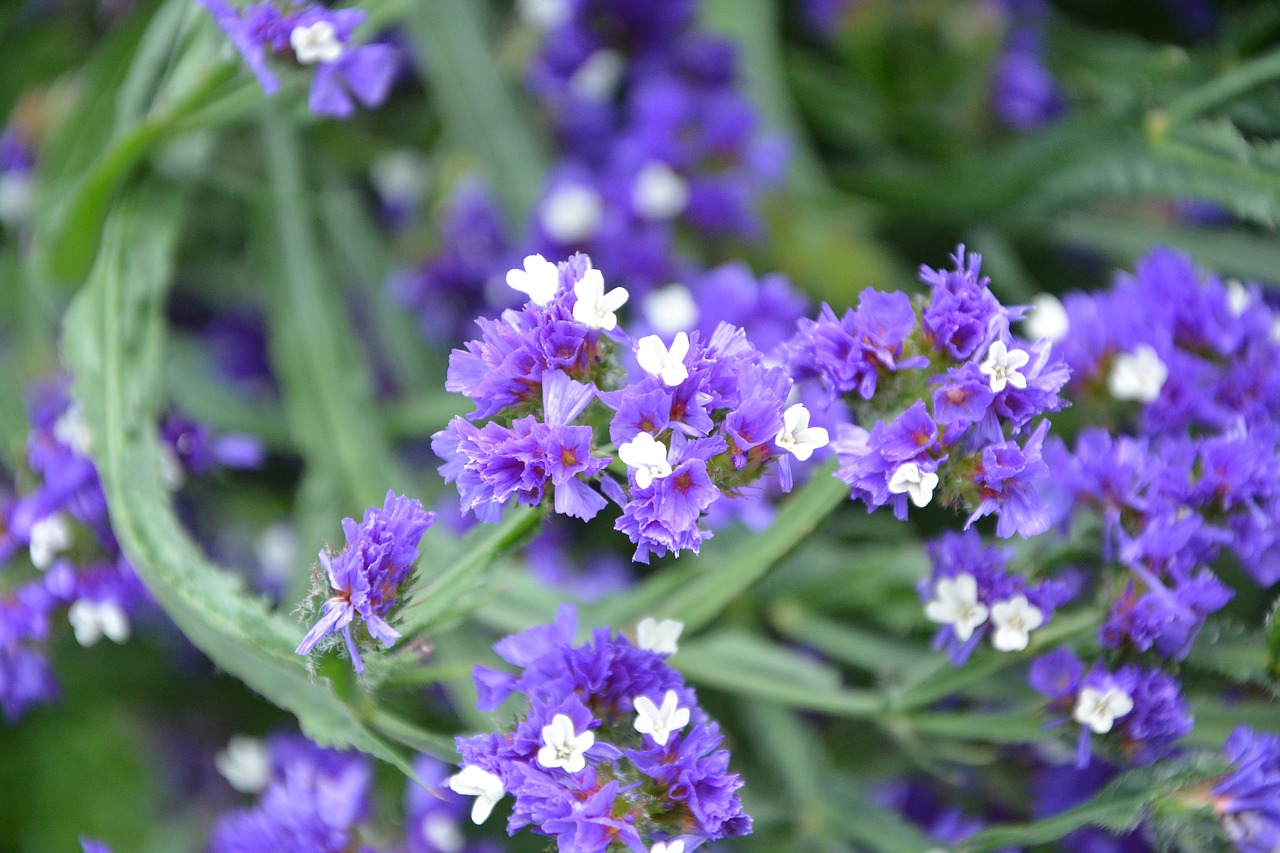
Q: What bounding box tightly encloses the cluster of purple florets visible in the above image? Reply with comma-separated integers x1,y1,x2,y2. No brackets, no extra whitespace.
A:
788,245,1070,537
198,0,400,118
989,0,1064,131
0,381,261,722
294,491,436,674
434,253,825,562
453,605,750,850
1213,726,1280,853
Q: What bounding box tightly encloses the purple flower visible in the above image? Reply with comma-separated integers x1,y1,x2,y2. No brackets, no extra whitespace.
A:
965,419,1052,538
919,245,1007,361
990,34,1064,131
1214,727,1280,853
295,491,436,673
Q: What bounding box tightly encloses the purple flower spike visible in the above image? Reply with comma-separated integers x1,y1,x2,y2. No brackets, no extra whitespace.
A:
295,491,436,673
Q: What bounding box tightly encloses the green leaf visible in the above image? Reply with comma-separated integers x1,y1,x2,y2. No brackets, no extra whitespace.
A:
673,629,884,717
1268,593,1280,681
61,184,416,776
769,601,935,674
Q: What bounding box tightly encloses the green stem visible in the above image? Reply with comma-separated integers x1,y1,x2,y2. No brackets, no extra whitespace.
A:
1157,47,1280,129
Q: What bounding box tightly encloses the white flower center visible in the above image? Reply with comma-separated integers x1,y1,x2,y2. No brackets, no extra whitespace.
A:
924,573,989,642
775,403,829,461
536,713,594,774
636,332,690,386
214,735,272,794
290,20,344,65
1073,686,1134,734
979,340,1031,393
633,690,691,746
540,184,603,243
572,268,629,331
989,595,1044,652
887,462,939,508
618,433,673,490
632,161,690,221
1107,344,1167,403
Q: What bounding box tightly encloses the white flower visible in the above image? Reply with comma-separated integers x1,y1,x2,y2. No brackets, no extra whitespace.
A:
923,573,989,642
1073,686,1134,734
68,599,131,647
536,713,594,774
0,171,33,227
636,616,683,656
1107,344,1167,403
214,735,271,794
572,268,629,331
569,49,624,101
1024,293,1069,342
506,254,560,306
517,0,572,29
988,595,1044,652
652,841,686,853
159,443,185,490
540,183,604,243
369,150,430,207
979,340,1030,393
633,690,690,746
448,765,506,824
28,513,72,570
420,814,464,853
254,522,300,587
54,403,92,455
618,433,672,489
887,462,939,508
636,332,690,386
642,284,699,336
632,161,689,221
775,403,829,461
290,20,343,65
1225,280,1251,317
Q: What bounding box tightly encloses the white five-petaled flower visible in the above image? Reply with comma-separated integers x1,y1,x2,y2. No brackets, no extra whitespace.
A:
636,332,690,386
506,254,560,306
633,690,690,746
651,841,686,853
632,161,690,221
28,513,72,570
775,403,830,461
540,183,604,243
643,284,699,336
617,433,672,489
537,713,595,774
1073,685,1134,734
1024,293,1069,342
448,765,506,824
290,20,344,65
68,598,131,647
572,268,629,331
887,461,939,508
636,616,683,656
924,573,989,642
988,595,1044,652
979,340,1030,393
214,735,272,794
1107,344,1168,403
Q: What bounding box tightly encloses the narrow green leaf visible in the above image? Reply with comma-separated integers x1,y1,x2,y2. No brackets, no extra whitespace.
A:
1158,46,1280,127
905,709,1052,744
61,185,415,776
769,601,935,674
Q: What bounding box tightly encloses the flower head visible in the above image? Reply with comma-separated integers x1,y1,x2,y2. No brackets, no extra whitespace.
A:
637,333,691,386
572,268,629,330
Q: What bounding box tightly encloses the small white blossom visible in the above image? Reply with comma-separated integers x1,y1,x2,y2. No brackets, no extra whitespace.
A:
68,599,131,647
1107,344,1167,403
636,332,690,386
290,20,344,65
618,433,672,489
448,765,506,824
633,690,690,747
28,513,72,570
517,0,572,29
775,403,829,461
632,161,690,221
159,443,185,490
643,284,699,336
420,814,464,853
569,49,624,101
214,735,272,794
0,172,33,227
979,340,1030,393
572,268,629,331
636,616,683,656
652,840,686,853
506,254,560,306
369,150,430,208
924,573,989,642
1073,685,1134,734
1226,280,1251,317
1024,293,1069,342
988,595,1044,652
54,403,92,455
887,462,939,508
536,713,594,774
540,183,604,243
254,522,300,589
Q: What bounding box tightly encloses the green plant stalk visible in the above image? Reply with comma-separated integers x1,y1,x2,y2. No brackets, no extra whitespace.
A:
1158,47,1280,129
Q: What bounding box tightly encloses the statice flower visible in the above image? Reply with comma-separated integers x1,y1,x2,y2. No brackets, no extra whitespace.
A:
450,605,750,849
198,0,399,118
1213,726,1280,853
793,246,1068,537
990,25,1064,131
0,125,35,229
295,491,436,674
1030,649,1191,768
920,531,1070,664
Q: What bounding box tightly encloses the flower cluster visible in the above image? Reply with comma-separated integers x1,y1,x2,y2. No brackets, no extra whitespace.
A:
294,491,436,674
788,245,1069,537
434,253,828,562
1213,726,1280,853
449,605,750,849
1030,647,1192,768
198,0,400,118
919,530,1070,664
989,0,1064,131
